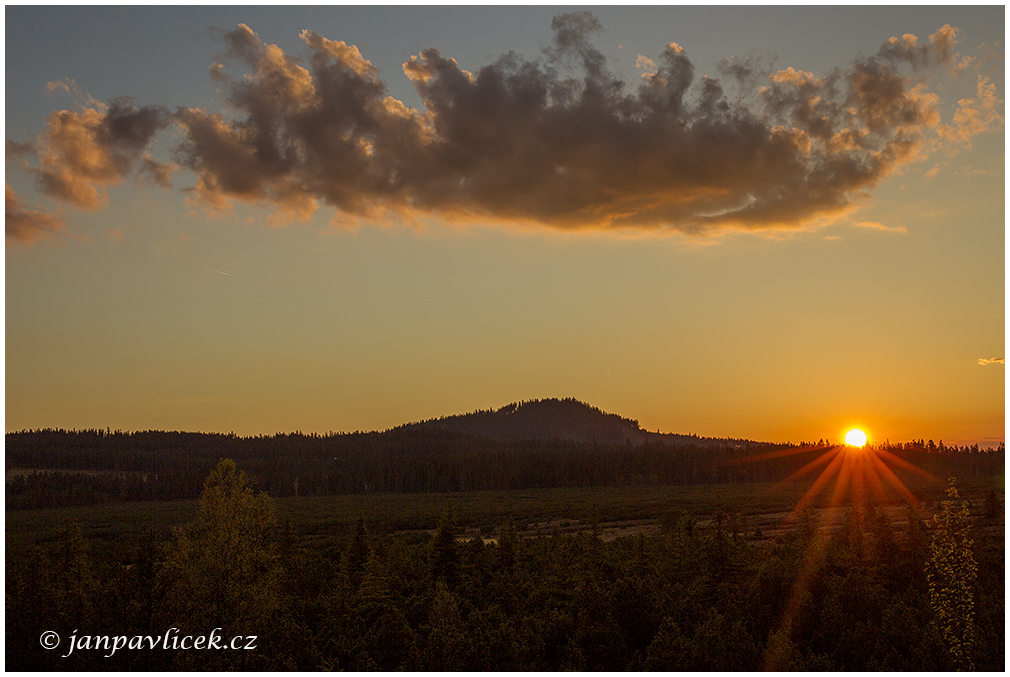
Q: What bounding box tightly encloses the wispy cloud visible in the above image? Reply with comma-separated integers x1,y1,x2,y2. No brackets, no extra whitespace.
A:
938,76,1005,146
5,183,69,245
977,357,1005,366
855,220,908,234
7,14,1004,245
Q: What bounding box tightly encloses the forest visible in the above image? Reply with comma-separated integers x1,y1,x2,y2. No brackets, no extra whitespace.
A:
5,400,1004,670
5,423,1003,510
5,458,1003,670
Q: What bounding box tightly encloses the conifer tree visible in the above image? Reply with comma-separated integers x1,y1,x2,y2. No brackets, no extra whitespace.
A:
431,502,459,586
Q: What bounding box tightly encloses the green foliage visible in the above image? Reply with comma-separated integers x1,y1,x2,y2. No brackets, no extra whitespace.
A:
422,580,467,670
5,462,1005,671
983,489,1000,520
641,617,691,670
52,522,99,630
5,524,100,670
926,477,978,671
344,516,370,589
431,502,459,586
159,459,289,669
496,516,518,571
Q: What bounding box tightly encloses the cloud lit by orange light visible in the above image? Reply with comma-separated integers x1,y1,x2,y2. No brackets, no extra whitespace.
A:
7,14,1003,246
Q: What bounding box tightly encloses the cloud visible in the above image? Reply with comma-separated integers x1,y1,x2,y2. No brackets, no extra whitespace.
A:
635,55,658,79
171,16,978,234
20,82,172,210
854,220,907,234
973,41,1003,74
5,183,69,245
938,76,1005,145
977,357,1005,366
6,140,35,159
8,14,1004,240
876,24,963,69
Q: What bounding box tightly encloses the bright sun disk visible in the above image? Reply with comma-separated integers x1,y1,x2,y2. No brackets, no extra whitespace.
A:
844,428,868,447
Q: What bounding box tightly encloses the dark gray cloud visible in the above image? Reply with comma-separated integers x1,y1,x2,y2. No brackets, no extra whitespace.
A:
8,14,1004,242
171,15,995,232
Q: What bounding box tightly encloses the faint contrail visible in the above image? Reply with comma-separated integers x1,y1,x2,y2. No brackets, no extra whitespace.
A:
212,269,233,277
977,357,1004,365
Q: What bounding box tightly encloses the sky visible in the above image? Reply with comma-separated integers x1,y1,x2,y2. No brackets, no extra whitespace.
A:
5,5,1005,447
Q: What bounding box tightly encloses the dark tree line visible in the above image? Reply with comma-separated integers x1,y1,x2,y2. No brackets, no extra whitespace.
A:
7,427,1004,509
6,461,1003,670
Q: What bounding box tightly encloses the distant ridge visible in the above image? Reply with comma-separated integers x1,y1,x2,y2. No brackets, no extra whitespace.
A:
398,397,703,446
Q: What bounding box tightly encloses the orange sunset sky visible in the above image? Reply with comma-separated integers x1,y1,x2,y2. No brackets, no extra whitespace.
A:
5,6,1005,446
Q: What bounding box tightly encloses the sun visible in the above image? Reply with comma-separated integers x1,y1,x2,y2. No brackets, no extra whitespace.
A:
844,428,868,447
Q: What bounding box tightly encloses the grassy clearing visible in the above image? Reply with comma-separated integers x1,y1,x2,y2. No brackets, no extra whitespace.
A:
8,474,1000,561
7,483,808,557
6,499,198,560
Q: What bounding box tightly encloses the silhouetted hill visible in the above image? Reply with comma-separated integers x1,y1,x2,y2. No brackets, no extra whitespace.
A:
7,402,1004,508
398,397,700,446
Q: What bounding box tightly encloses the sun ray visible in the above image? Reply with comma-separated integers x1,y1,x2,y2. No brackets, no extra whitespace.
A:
867,451,922,508
875,447,944,485
763,505,833,670
862,450,890,505
828,448,855,509
774,444,843,489
724,442,830,466
788,446,846,519
760,429,944,670
850,449,867,510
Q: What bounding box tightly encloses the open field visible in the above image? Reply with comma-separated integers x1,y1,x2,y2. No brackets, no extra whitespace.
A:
8,476,1000,560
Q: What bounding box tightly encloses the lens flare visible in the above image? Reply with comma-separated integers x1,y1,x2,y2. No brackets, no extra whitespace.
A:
729,427,940,671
